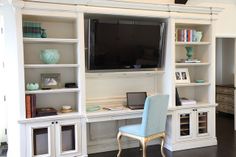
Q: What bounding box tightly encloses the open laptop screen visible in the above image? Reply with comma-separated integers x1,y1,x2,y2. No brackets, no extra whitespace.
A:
126,92,147,109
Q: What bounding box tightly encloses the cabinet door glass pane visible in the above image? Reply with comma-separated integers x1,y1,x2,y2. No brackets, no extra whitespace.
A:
180,114,190,136
198,112,208,134
61,125,75,152
33,128,48,155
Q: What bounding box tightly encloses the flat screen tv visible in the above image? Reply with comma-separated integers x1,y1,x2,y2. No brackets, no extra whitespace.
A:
87,18,166,71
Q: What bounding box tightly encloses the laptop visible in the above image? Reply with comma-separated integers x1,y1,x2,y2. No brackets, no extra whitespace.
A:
126,92,147,110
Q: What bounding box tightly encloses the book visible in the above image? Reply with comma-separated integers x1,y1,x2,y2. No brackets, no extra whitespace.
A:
31,94,36,118
177,59,201,63
25,94,32,118
180,98,197,106
25,94,37,118
36,108,57,117
176,88,182,106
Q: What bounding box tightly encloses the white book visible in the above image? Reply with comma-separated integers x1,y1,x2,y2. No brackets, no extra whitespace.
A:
180,98,197,106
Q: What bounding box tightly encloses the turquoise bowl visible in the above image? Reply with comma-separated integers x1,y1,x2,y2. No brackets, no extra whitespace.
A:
40,49,60,64
26,83,39,91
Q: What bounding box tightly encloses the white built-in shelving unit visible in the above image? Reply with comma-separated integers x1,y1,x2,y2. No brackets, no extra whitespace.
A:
19,13,87,157
173,21,217,150
8,0,222,157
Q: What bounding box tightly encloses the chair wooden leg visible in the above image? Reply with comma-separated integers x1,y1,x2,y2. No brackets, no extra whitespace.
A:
160,137,166,157
140,139,147,157
139,141,142,151
117,132,122,157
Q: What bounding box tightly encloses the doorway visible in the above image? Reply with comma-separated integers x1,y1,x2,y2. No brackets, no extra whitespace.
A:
215,37,235,130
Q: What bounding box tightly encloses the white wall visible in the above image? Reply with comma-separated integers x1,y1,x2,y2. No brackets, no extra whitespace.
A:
0,14,7,144
216,38,223,84
1,0,22,156
187,0,236,37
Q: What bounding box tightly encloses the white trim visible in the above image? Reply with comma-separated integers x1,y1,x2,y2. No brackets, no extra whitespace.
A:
24,64,79,68
25,88,80,94
216,34,236,38
166,137,217,151
19,112,85,124
22,0,223,15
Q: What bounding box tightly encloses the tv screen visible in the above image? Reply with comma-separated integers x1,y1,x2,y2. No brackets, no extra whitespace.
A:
87,19,166,71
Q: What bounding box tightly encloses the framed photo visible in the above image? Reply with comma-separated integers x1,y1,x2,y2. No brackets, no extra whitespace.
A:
175,68,190,84
41,73,61,89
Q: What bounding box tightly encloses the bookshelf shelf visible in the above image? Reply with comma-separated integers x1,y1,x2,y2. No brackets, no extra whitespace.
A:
176,82,210,87
175,42,211,45
175,63,210,67
24,64,79,68
25,88,79,94
23,37,78,43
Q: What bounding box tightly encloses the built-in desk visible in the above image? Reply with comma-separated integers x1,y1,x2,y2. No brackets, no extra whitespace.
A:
86,105,174,154
86,105,173,123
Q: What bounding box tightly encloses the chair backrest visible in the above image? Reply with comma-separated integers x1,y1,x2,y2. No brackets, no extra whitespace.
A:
141,94,169,137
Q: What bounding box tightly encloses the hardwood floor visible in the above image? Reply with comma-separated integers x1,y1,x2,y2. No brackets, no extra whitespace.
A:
88,114,236,157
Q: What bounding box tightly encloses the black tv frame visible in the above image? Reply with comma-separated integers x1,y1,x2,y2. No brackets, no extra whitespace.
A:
87,18,167,72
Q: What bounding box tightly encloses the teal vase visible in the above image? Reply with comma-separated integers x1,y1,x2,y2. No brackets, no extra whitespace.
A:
185,46,193,60
41,29,47,38
40,49,60,64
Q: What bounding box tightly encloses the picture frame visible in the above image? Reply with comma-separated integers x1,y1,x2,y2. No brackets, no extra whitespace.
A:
41,73,61,89
175,68,190,84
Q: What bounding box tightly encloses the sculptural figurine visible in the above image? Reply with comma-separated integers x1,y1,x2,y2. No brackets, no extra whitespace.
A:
185,46,193,60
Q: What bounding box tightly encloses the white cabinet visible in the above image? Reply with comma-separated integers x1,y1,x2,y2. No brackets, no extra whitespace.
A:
176,107,213,141
26,119,82,157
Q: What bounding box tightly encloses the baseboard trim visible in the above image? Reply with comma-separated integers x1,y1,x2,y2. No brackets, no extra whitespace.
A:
166,138,217,151
88,139,159,154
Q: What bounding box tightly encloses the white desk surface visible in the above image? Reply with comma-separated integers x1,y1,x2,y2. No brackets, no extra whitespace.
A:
86,105,173,123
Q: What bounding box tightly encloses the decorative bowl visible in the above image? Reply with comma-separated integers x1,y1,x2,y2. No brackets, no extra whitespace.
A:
26,83,39,91
40,49,60,64
195,79,205,83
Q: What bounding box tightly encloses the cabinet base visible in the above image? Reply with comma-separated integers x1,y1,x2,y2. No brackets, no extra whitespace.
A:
165,137,217,151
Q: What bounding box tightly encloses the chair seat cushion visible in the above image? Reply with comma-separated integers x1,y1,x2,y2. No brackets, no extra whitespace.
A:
119,124,145,137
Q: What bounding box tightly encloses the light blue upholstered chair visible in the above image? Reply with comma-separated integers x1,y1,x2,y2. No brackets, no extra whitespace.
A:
117,94,169,157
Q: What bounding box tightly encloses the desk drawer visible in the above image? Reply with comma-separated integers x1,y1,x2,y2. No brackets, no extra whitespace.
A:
216,86,234,95
217,102,234,114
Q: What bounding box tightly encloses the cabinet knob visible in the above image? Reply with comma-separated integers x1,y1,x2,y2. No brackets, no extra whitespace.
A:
193,109,198,111
52,122,54,124
55,121,58,124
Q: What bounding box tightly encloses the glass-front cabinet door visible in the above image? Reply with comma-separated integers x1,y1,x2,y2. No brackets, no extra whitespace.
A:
176,109,194,141
196,108,211,137
55,119,81,157
26,122,54,157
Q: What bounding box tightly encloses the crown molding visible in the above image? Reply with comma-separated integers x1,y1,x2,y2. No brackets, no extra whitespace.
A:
18,0,223,16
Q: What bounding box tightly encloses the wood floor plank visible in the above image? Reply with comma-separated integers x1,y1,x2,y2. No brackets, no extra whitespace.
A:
89,114,236,157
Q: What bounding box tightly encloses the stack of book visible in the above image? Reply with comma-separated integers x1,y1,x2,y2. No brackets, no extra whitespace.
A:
180,97,197,106
177,59,201,63
23,21,42,38
176,28,197,42
25,94,36,118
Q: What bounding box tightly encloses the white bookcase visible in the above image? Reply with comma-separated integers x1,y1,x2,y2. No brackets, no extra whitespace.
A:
18,11,87,157
22,15,80,115
170,20,217,150
175,22,213,106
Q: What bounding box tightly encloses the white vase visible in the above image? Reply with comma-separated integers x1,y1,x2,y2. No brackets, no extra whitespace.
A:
195,31,203,42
